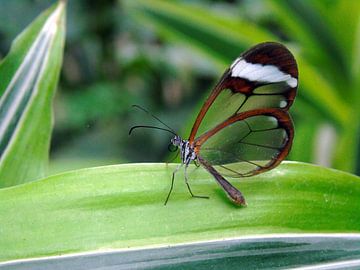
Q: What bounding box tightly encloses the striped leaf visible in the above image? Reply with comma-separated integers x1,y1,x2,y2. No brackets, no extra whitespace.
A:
0,162,359,263
0,1,66,187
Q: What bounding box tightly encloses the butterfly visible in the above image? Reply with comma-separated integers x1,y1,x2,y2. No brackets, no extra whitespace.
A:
130,42,298,206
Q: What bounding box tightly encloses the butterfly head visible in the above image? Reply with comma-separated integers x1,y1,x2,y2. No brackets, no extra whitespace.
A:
170,135,182,147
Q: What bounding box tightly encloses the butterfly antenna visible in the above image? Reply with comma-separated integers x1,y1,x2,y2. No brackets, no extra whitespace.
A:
129,125,177,136
132,105,177,134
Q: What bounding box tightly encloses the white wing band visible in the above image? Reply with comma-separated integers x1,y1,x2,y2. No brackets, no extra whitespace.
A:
230,58,298,88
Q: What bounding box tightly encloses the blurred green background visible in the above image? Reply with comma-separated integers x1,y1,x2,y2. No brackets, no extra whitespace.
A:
1,0,359,175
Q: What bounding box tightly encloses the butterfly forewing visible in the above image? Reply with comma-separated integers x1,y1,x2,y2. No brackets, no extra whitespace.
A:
189,42,298,142
191,42,297,181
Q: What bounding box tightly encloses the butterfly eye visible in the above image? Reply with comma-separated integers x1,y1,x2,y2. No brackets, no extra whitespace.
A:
168,143,178,152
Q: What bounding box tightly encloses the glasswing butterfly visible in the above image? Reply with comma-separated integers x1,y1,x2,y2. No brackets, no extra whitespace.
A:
130,42,298,206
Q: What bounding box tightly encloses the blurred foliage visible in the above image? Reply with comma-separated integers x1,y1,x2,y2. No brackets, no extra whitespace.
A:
0,1,65,186
1,0,359,175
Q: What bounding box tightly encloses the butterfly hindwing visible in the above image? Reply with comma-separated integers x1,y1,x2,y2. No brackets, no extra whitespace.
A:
194,109,293,178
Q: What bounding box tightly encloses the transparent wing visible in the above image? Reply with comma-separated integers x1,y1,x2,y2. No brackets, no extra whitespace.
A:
194,109,293,177
189,42,298,142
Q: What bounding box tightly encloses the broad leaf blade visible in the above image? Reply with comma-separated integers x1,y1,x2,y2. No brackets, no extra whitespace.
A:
0,1,66,187
0,162,359,262
1,236,360,269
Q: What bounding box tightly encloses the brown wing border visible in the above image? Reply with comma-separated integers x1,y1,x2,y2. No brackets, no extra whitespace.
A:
188,71,229,142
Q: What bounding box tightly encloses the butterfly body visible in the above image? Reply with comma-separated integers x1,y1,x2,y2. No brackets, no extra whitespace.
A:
131,42,298,206
171,136,196,166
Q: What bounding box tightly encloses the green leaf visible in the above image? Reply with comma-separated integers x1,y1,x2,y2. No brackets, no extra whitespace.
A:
289,119,318,163
296,56,350,126
333,122,360,173
125,0,276,70
0,162,359,262
0,1,66,187
312,0,360,74
2,236,360,269
268,0,348,79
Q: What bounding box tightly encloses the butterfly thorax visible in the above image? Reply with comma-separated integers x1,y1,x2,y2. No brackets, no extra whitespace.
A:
171,135,197,166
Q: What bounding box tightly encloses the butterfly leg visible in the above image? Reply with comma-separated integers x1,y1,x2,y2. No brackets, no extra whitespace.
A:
164,163,182,205
193,159,200,168
184,165,209,200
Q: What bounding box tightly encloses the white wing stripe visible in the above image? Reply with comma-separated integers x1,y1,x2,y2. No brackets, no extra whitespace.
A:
230,58,298,88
